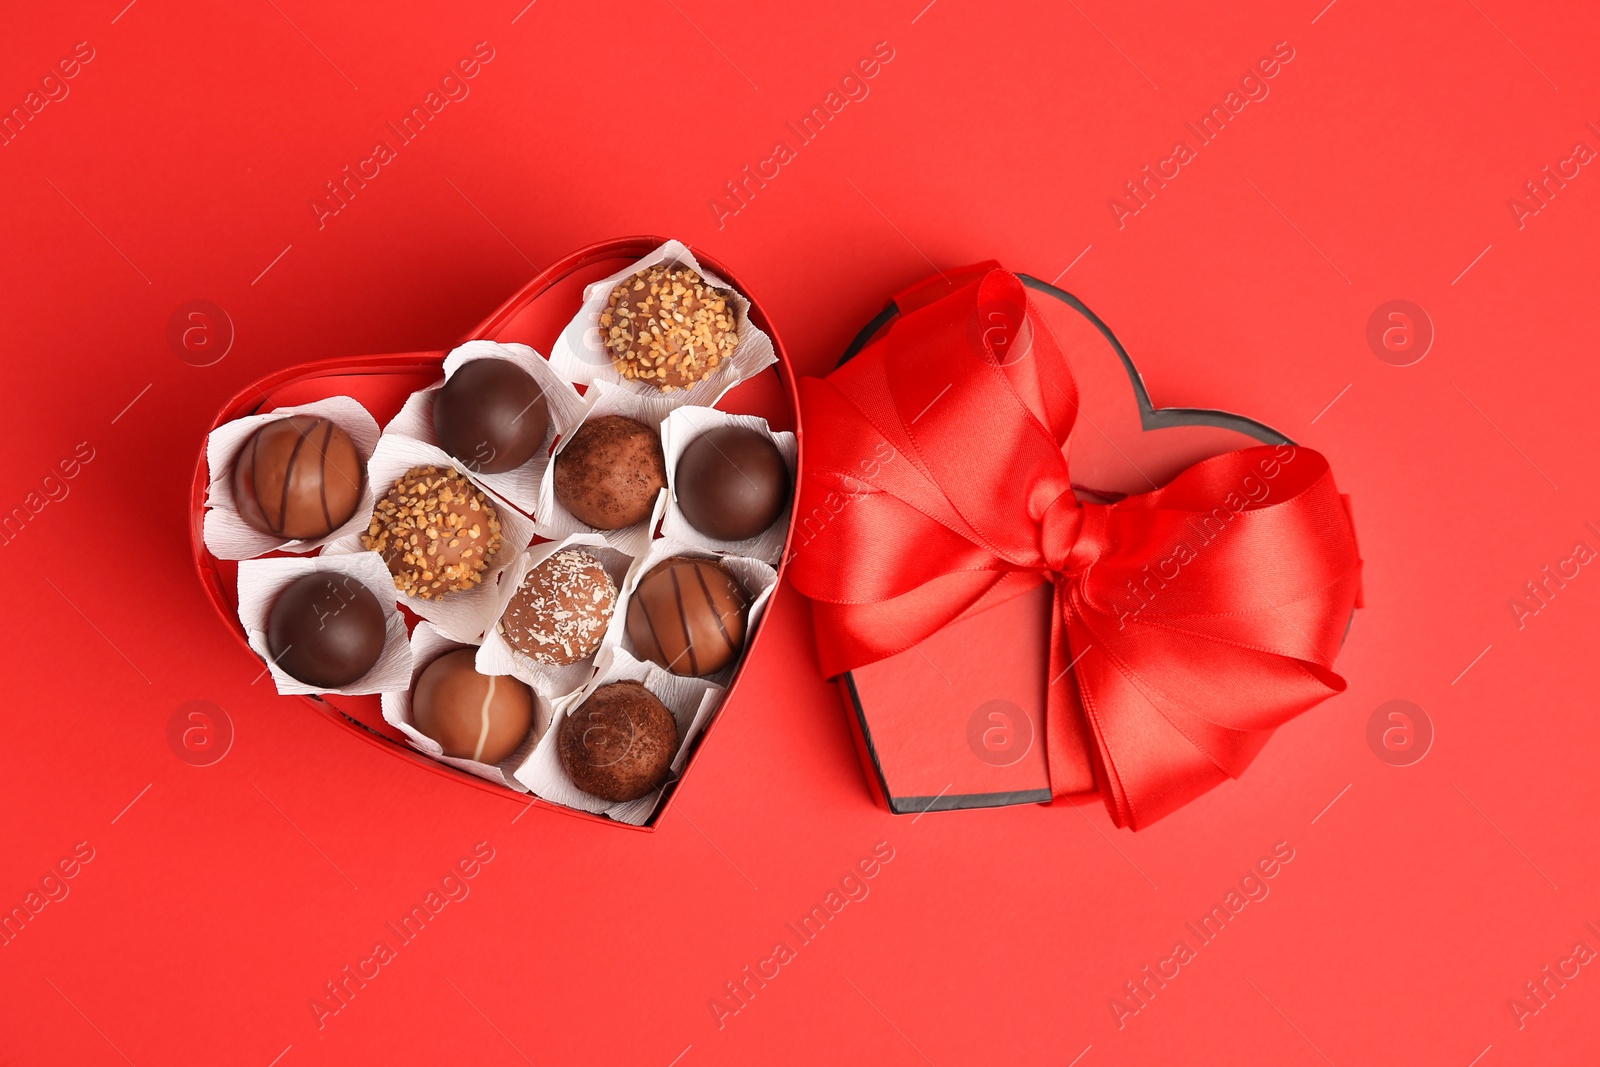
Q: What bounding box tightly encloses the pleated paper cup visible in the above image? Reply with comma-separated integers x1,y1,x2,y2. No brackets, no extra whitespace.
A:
381,621,549,791
381,340,586,515
323,435,539,642
613,537,778,688
513,647,724,825
202,395,380,560
660,406,795,566
547,238,776,408
235,552,413,696
475,533,634,699
534,380,671,558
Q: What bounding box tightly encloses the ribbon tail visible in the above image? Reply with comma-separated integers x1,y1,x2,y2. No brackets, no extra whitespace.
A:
1045,580,1098,797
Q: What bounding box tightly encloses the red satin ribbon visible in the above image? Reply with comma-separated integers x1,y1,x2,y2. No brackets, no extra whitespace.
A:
789,268,1363,829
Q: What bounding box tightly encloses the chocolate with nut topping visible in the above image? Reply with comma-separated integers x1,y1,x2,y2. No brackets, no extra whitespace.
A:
362,466,504,599
600,265,739,391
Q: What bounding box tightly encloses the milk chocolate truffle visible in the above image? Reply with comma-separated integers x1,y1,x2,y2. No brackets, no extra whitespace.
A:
432,359,549,475
558,681,678,802
499,549,618,665
600,265,739,391
266,573,387,689
412,649,535,764
361,466,504,599
626,557,748,676
231,415,363,540
553,416,666,529
675,426,790,541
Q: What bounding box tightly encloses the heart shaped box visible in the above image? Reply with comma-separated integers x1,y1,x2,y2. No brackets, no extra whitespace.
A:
832,264,1304,815
189,237,800,830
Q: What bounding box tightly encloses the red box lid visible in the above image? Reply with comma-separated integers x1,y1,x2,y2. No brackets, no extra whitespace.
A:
836,267,1290,815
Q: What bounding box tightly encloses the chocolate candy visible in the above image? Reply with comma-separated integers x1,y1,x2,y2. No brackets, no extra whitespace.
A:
625,557,748,676
498,548,617,665
232,415,363,540
432,359,549,475
675,426,790,541
558,681,678,801
412,648,535,764
266,573,387,689
600,266,738,391
361,466,504,599
553,415,666,530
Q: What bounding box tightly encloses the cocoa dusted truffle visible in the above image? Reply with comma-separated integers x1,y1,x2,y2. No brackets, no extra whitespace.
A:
362,466,504,599
232,415,363,540
675,426,790,541
267,573,387,689
553,415,666,529
412,649,535,764
625,557,748,676
600,265,739,391
498,548,618,666
432,359,549,475
558,681,678,802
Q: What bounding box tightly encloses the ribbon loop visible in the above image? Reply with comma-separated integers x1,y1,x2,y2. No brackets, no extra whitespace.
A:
789,267,1363,829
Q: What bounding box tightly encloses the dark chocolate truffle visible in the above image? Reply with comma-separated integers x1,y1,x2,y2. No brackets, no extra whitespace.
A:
361,466,504,600
232,415,363,540
600,265,739,391
432,359,550,475
412,648,535,764
625,557,748,676
498,548,617,665
558,681,678,802
266,572,387,689
675,426,790,541
553,415,666,529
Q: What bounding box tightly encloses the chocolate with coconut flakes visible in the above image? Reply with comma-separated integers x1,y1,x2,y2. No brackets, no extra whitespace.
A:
498,548,617,666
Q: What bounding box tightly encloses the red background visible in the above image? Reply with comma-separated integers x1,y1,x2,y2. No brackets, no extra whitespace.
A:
3,1,1598,1063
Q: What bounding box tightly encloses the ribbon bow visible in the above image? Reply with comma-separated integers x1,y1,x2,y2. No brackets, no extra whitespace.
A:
789,268,1363,829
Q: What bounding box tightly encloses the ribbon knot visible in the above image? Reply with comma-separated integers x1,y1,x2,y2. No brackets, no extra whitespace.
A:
1038,491,1093,576
789,268,1363,829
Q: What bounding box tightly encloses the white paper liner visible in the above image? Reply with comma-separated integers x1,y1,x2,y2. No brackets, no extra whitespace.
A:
381,340,587,515
323,435,540,642
659,407,796,566
381,621,548,791
475,533,634,699
513,647,725,825
235,552,414,696
202,396,382,560
613,537,779,688
534,380,672,556
547,238,777,410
